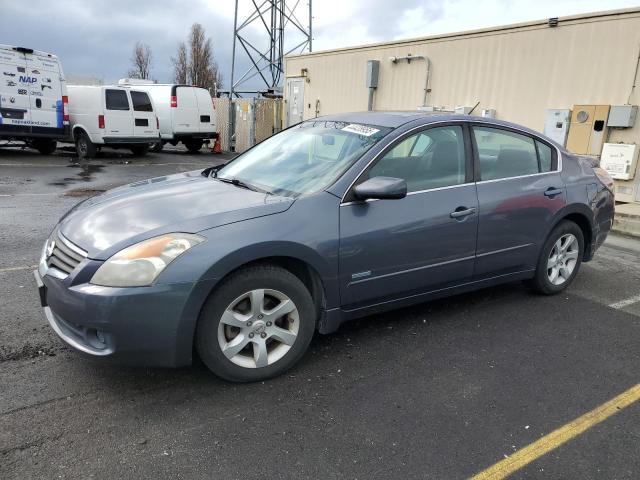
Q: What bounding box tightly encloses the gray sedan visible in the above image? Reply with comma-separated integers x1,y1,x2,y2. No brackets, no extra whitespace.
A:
34,112,615,382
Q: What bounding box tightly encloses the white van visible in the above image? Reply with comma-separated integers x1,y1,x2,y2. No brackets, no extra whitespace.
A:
67,85,159,159
0,44,69,154
119,79,217,153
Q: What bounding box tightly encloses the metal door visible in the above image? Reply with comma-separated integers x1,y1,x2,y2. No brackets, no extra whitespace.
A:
0,49,31,133
286,78,304,127
103,88,133,139
129,90,156,138
173,86,198,134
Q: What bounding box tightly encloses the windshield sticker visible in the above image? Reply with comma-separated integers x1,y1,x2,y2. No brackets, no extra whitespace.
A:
341,124,380,137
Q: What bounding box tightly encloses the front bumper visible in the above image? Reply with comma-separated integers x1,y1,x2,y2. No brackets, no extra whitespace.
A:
34,260,208,367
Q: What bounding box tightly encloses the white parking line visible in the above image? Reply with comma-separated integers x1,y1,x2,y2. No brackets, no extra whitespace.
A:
609,294,640,310
0,193,60,197
0,265,37,273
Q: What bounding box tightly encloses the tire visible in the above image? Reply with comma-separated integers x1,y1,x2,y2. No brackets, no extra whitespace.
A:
33,139,57,155
130,144,149,157
196,264,316,382
184,139,203,153
529,220,584,295
149,141,163,153
75,131,96,159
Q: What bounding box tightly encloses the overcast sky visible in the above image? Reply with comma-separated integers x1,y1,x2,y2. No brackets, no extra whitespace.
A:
2,0,638,90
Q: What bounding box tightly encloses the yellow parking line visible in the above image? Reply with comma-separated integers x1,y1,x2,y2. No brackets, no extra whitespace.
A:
471,383,640,480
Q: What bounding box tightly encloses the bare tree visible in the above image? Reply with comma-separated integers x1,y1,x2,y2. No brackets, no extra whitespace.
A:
171,42,188,84
128,41,152,79
172,24,222,93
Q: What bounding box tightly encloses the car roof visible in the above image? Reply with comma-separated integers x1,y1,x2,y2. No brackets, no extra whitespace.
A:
311,111,563,149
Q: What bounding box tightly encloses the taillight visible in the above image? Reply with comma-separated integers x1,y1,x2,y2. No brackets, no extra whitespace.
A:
98,114,105,129
156,116,159,129
170,95,177,108
593,167,614,194
62,95,69,123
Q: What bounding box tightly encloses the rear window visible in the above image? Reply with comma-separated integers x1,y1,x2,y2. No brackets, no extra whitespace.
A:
131,91,153,112
105,89,129,111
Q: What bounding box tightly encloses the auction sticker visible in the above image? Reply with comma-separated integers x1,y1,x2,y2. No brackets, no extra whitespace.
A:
341,124,380,136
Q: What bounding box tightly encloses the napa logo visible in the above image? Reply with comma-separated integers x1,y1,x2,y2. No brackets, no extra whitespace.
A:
19,75,37,84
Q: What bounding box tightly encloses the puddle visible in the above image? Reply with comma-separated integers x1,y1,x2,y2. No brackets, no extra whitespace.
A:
48,163,105,186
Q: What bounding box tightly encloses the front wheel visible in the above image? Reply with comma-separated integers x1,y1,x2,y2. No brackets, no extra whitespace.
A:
196,265,316,382
75,131,96,159
529,220,584,295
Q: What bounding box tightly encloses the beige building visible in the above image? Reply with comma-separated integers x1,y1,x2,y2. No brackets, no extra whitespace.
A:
284,7,640,202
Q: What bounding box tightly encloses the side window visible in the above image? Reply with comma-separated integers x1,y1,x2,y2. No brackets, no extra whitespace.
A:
536,140,553,172
105,89,130,111
368,126,466,192
131,91,153,112
473,127,538,180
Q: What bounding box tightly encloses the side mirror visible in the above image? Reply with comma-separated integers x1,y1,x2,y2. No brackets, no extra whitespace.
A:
353,176,407,200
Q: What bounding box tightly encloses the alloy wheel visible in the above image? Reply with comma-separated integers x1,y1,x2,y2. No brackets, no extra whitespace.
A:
217,289,299,368
547,233,579,285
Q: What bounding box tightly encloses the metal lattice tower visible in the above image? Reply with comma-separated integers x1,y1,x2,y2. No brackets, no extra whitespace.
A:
230,0,312,97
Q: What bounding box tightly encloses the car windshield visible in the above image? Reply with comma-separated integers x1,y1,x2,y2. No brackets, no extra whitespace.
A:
216,120,391,196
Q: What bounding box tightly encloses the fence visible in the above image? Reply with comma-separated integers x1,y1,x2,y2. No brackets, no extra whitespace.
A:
213,97,284,153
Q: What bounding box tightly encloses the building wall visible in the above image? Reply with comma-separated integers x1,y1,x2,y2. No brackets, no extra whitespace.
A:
284,8,640,146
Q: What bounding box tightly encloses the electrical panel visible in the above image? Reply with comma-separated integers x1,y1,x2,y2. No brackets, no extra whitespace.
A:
600,143,639,180
607,105,637,128
566,105,610,156
543,109,571,146
366,60,380,88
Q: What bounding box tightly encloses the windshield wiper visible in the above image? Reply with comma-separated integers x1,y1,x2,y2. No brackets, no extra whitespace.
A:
201,162,229,178
216,176,272,195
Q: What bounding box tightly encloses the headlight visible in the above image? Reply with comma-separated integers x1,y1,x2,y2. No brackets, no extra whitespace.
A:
90,233,204,287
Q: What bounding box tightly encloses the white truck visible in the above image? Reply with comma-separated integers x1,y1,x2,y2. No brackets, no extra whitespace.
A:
0,44,69,154
67,85,159,159
118,79,217,153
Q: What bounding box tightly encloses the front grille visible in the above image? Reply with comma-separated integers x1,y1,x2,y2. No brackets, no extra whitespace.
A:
46,230,88,276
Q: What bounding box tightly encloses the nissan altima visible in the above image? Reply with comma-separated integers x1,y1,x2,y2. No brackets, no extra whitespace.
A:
34,112,615,382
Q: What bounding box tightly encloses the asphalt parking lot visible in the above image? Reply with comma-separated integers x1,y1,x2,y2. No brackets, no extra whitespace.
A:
1,146,639,480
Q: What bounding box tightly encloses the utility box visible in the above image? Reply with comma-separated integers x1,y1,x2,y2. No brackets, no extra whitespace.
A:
544,109,571,146
366,60,380,88
600,143,639,180
607,105,638,128
566,105,610,156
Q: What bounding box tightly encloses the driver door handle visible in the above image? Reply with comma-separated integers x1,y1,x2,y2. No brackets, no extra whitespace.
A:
544,187,563,198
450,207,476,219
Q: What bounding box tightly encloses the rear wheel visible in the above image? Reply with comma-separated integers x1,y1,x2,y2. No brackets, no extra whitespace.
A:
184,139,203,153
33,139,57,155
75,131,96,159
529,220,584,295
196,265,316,382
130,144,149,157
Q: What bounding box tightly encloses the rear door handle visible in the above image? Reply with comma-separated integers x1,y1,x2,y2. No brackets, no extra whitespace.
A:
544,187,563,198
450,207,476,219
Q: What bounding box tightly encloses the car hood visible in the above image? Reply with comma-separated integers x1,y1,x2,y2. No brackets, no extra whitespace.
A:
58,170,293,259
